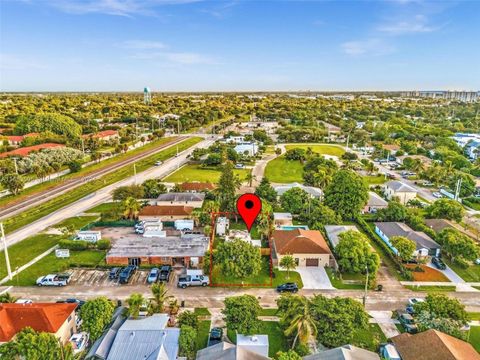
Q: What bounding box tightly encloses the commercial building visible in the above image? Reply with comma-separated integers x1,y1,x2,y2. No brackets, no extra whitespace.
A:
138,205,194,221
156,192,205,208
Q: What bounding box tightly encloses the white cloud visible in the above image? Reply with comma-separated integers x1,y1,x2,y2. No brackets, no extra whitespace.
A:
341,39,395,56
377,15,439,35
121,40,166,49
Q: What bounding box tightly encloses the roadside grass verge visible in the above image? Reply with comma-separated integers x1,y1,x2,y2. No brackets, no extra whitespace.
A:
85,202,117,214
469,326,480,352
194,308,211,316
53,216,99,230
264,156,303,183
326,268,365,290
4,250,106,286
195,320,211,351
469,312,480,321
163,164,249,183
259,308,278,316
2,137,202,234
404,285,456,292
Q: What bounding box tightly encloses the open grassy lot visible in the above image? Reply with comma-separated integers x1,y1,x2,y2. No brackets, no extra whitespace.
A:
211,257,303,288
4,250,106,286
469,326,480,353
53,216,99,230
364,175,387,185
405,264,450,282
163,164,249,183
2,137,202,234
443,258,480,282
351,323,387,351
227,321,288,357
0,234,63,280
196,320,212,351
285,143,345,157
264,156,304,183
325,268,365,290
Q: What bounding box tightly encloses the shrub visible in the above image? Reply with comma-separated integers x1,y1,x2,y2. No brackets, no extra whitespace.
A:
96,239,111,250
58,239,89,250
68,160,82,173
454,257,470,269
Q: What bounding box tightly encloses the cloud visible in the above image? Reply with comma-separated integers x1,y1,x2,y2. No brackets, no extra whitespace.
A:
341,39,396,56
121,40,166,49
377,14,439,34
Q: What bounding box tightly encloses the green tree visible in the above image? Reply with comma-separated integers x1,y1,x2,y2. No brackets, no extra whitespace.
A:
0,173,24,195
282,295,317,349
245,172,256,187
255,177,277,203
112,184,145,201
149,282,172,314
68,160,82,173
280,187,309,215
280,255,297,279
122,197,141,219
324,170,369,219
0,327,73,360
217,162,240,212
127,293,145,319
177,310,199,328
216,238,262,278
15,113,82,138
437,228,479,262
0,292,17,303
426,199,465,222
416,312,467,340
414,294,468,324
390,236,416,262
223,295,261,335
142,179,167,198
80,297,115,341
300,199,341,230
376,201,408,222
179,325,197,360
277,350,302,360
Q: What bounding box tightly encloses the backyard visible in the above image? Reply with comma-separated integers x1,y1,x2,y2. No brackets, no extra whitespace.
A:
163,164,249,183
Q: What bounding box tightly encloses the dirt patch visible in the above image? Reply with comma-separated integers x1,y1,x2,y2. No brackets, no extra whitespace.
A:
405,264,450,282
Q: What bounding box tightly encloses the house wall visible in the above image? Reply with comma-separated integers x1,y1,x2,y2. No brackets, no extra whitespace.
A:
55,310,77,344
139,214,190,221
278,253,330,267
384,187,416,205
374,226,400,256
156,200,203,208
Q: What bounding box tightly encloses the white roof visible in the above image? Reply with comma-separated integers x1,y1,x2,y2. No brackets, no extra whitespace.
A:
273,212,293,220
385,181,417,193
367,192,388,207
324,225,359,248
236,334,269,347
274,182,323,198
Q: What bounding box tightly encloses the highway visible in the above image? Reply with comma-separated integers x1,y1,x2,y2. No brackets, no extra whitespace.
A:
0,136,216,250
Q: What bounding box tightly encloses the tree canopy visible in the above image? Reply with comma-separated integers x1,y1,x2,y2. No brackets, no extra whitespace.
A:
79,296,115,341
222,295,261,335
215,238,262,278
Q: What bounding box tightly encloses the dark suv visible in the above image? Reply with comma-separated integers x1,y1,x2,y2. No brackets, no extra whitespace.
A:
119,266,135,284
276,283,298,293
109,267,121,280
432,257,446,270
158,265,172,282
208,327,223,347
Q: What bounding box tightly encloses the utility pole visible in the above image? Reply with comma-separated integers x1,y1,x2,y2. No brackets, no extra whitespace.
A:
177,118,180,136
13,158,18,174
363,265,369,306
1,223,12,281
133,163,137,184
455,178,463,201
81,138,85,155
346,133,350,151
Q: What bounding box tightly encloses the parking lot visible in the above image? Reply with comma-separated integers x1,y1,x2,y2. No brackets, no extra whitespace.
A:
68,268,178,287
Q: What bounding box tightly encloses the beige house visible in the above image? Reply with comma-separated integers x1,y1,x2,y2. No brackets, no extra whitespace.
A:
271,229,333,267
0,303,77,344
383,181,417,205
156,192,205,208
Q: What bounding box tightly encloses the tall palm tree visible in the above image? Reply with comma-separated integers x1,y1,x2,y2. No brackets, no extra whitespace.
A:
122,197,141,219
283,297,317,349
127,293,145,319
279,255,296,279
245,172,257,187
150,282,172,314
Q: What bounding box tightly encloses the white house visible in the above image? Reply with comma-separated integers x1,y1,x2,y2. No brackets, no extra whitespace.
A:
234,142,258,156
383,181,417,205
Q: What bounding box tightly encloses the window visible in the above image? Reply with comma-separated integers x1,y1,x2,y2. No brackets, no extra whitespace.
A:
68,315,72,322
295,258,299,266
70,328,74,336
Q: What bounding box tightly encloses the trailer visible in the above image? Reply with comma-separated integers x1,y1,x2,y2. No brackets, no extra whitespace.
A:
175,219,194,231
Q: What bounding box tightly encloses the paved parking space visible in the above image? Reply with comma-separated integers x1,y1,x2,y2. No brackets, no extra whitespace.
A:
69,269,162,287
296,267,334,290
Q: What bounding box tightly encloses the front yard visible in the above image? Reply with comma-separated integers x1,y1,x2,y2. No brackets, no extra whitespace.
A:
325,268,365,290
404,264,450,282
443,258,480,282
351,323,387,352
163,164,249,183
469,326,480,353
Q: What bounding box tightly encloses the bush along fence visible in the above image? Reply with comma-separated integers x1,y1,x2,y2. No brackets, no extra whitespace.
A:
355,216,413,281
80,219,136,231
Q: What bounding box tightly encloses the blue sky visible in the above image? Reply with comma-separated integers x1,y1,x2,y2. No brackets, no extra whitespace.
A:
1,0,479,91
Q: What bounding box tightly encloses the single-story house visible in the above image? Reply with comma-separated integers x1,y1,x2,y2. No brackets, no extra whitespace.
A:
196,335,270,360
105,314,180,360
106,233,209,267
156,192,205,208
83,130,119,141
383,181,417,205
0,143,65,158
375,222,441,258
324,225,360,248
0,303,77,344
274,183,323,199
138,205,194,221
1,132,39,146
179,182,216,193
304,345,380,360
389,329,480,360
273,212,293,228
271,229,334,267
383,144,400,155
234,142,259,156
363,191,388,213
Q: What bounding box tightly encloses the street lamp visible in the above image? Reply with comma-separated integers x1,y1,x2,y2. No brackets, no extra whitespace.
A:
363,265,369,306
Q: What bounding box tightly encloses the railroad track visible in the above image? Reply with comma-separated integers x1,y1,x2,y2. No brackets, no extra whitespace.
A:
0,136,188,219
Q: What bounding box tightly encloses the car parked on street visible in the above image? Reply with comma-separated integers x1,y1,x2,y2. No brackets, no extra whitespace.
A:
397,311,418,334
276,283,298,293
432,192,443,198
408,298,424,306
432,257,447,270
147,268,159,284
36,274,70,287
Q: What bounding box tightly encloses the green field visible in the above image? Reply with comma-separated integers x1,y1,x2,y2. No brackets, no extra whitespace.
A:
364,175,387,185
85,202,118,214
264,156,304,183
53,216,99,230
4,250,106,286
285,143,345,157
163,164,249,183
196,320,212,351
2,137,202,234
469,326,480,353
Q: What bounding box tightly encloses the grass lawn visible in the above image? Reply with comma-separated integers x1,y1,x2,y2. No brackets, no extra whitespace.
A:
404,285,456,292
85,202,118,214
469,326,480,353
228,321,288,357
196,320,211,351
2,137,202,234
0,234,63,280
326,268,365,290
395,323,406,334
4,250,106,286
469,313,480,321
443,258,480,282
264,156,304,183
211,257,303,288
351,323,387,351
364,175,387,185
285,143,345,157
53,216,99,230
194,308,211,316
163,164,249,183
259,308,279,316
405,264,450,282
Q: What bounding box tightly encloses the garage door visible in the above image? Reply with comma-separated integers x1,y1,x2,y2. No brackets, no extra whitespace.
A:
305,258,319,267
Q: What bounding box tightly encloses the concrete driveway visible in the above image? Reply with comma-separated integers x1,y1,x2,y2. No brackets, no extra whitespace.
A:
296,267,334,290
426,261,464,283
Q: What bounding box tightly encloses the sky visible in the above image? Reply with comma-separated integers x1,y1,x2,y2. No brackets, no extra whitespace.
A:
0,0,479,92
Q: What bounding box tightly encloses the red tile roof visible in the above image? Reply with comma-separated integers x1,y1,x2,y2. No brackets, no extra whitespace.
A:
0,303,77,342
180,182,217,192
3,135,24,142
82,130,119,139
0,143,65,158
139,205,194,217
271,229,332,255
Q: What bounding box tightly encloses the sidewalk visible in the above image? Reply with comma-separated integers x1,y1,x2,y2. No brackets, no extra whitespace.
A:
368,310,400,339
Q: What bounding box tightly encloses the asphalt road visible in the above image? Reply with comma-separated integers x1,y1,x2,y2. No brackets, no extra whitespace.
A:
0,136,216,250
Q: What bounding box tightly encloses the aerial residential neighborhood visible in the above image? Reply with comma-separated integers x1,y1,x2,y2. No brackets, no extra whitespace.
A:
0,1,479,360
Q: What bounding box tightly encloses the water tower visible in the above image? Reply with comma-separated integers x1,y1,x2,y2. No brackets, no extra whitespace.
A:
144,86,152,104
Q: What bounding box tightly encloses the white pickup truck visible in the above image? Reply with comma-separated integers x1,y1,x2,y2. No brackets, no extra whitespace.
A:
36,273,70,287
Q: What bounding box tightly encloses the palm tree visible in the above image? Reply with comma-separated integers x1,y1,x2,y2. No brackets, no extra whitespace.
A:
127,293,145,319
283,297,317,349
0,292,17,303
122,197,141,219
150,282,172,314
168,298,180,316
279,255,297,279
245,172,257,187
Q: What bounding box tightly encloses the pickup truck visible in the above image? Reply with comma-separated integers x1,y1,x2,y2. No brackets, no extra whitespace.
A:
36,274,70,287
177,274,209,288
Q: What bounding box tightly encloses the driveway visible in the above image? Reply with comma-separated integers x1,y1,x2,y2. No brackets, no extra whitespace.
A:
368,311,400,339
426,261,464,283
296,267,334,290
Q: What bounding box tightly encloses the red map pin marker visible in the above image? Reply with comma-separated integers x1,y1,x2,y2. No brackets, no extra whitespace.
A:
236,193,262,232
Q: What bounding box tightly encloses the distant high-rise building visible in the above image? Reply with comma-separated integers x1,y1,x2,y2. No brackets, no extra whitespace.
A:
402,90,479,102
144,86,152,104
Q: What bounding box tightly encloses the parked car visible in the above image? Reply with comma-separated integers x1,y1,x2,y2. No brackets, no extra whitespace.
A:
235,163,245,169
208,327,223,347
432,257,446,270
36,274,69,287
177,274,209,288
405,305,415,315
57,298,85,309
397,312,418,334
432,192,443,198
158,265,172,282
109,267,121,280
119,267,134,284
15,299,33,304
69,332,89,355
154,160,163,166
408,298,424,306
276,283,298,293
147,268,159,284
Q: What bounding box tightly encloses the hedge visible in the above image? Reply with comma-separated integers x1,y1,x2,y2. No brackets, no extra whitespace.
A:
81,219,136,230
